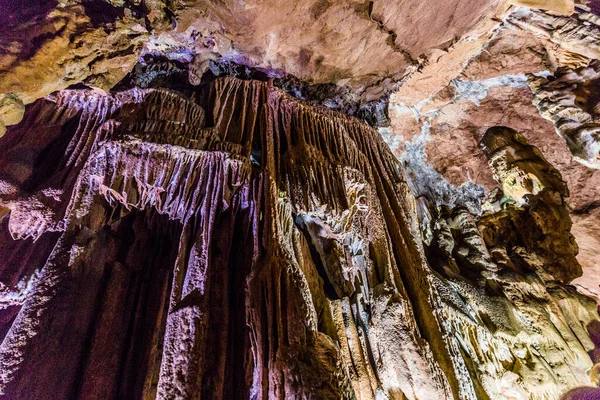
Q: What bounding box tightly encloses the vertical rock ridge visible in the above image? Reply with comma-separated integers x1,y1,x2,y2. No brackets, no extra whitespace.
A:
0,77,597,400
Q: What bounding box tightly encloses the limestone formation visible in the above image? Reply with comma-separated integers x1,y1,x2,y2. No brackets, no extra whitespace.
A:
1,1,600,400
386,3,600,318
0,0,509,129
0,75,597,399
479,126,579,282
508,0,574,15
507,6,600,63
0,78,446,399
529,63,600,169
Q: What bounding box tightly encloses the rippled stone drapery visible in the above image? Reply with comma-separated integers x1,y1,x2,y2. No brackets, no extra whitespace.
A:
0,77,598,400
529,63,600,169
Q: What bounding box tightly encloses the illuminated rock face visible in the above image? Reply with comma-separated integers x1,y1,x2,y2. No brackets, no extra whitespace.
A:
0,0,507,133
479,126,579,282
529,64,600,169
0,77,597,400
387,3,600,309
1,1,600,399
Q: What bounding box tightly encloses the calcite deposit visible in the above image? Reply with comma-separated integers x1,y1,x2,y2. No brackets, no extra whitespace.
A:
388,1,600,326
529,63,600,169
0,0,600,399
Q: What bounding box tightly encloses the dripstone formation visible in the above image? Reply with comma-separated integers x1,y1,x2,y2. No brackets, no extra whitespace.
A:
1,1,600,398
0,75,597,400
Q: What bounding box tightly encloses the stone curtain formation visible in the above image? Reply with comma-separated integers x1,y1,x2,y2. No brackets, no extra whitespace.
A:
0,76,597,400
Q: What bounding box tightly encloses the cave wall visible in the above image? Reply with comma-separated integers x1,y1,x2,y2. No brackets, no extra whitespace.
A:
387,2,600,306
0,76,597,400
1,1,600,398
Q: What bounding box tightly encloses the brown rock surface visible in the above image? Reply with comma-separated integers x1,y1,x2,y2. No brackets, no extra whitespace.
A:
479,126,579,282
387,6,600,313
0,78,454,399
529,63,600,168
0,0,163,107
0,75,597,399
0,1,600,399
0,0,509,128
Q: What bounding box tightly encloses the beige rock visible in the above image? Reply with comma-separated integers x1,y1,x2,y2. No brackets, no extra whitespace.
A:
509,0,575,15
0,95,24,129
529,63,600,169
387,7,600,305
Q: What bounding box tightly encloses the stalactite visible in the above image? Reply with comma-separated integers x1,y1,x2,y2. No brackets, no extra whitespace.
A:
0,77,597,400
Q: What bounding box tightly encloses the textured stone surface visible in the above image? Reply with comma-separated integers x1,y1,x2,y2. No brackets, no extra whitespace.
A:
529,63,600,169
1,0,600,399
0,79,450,399
479,126,579,282
387,5,600,314
0,76,597,400
0,0,509,129
509,0,574,15
0,0,164,107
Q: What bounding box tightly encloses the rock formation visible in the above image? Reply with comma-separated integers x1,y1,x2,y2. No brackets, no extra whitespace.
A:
529,63,600,169
1,0,600,399
0,74,597,399
387,0,600,308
